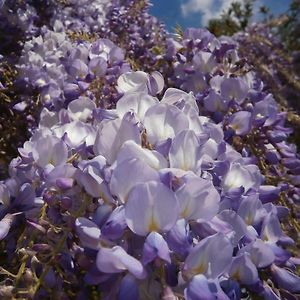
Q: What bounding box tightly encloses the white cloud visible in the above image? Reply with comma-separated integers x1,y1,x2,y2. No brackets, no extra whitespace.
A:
181,0,242,26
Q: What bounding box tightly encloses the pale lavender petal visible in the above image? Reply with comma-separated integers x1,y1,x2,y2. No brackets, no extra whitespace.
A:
198,138,220,160
68,96,96,122
44,164,77,187
117,71,148,93
237,194,263,225
169,130,200,172
144,104,189,145
110,158,160,203
165,219,192,257
94,112,141,164
147,71,164,95
228,111,252,136
125,181,179,236
204,90,227,112
75,217,101,250
175,175,220,221
245,239,275,268
193,51,217,73
89,57,107,77
75,156,106,198
217,210,248,246
184,104,204,134
32,136,68,167
0,214,14,240
117,140,168,170
260,213,283,243
53,121,96,148
68,58,88,79
161,88,198,112
96,246,146,279
116,92,158,120
229,254,259,285
101,206,127,240
184,274,215,300
221,78,248,103
222,163,261,193
183,233,233,279
93,118,121,163
142,232,171,265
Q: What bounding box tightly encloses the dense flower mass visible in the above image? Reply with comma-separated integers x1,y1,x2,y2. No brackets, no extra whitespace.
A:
0,0,300,299
160,27,300,211
1,70,299,299
18,24,130,110
234,23,300,113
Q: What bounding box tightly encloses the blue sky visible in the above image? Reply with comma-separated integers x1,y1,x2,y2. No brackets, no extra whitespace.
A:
149,0,292,31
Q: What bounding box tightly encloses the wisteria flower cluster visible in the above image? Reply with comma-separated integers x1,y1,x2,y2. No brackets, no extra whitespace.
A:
0,0,165,172
18,23,130,111
100,0,167,72
49,0,111,33
234,23,300,114
0,0,39,55
0,0,300,299
162,27,300,216
0,70,299,299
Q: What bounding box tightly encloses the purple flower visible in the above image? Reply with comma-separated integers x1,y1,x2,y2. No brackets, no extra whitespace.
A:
67,97,96,122
117,71,164,95
101,206,127,240
271,264,300,293
143,104,189,145
0,214,14,240
110,158,160,203
220,78,249,104
67,59,89,80
93,112,141,164
204,90,228,112
222,163,261,193
142,232,171,264
169,130,201,172
185,274,230,300
228,111,252,135
229,254,259,285
31,136,68,168
75,156,106,198
75,217,101,250
125,181,179,236
118,274,139,300
116,92,158,120
175,174,220,221
183,233,233,279
96,246,146,279
88,57,108,77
